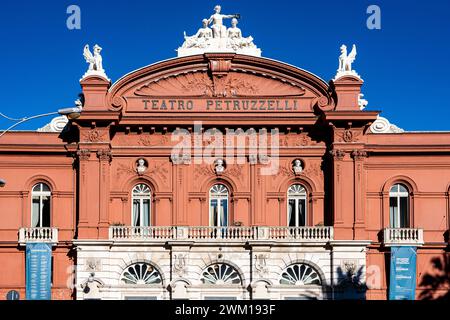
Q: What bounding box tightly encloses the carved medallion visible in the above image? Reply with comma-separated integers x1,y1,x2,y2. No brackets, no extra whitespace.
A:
336,129,361,143
81,129,108,143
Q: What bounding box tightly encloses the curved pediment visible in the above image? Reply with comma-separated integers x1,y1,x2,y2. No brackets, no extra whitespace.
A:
107,54,335,115
134,70,306,98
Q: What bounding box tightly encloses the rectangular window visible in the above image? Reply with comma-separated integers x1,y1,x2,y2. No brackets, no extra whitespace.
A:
32,197,41,228
298,199,306,227
142,199,150,227
399,196,409,228
220,199,228,227
288,199,296,227
133,199,140,226
210,199,218,226
389,197,399,228
42,196,50,228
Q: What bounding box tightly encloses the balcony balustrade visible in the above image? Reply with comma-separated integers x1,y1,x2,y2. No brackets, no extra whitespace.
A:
382,228,424,246
19,228,58,245
109,225,334,242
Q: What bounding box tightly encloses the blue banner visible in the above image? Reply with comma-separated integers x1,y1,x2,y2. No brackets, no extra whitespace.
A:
26,243,52,300
389,246,417,300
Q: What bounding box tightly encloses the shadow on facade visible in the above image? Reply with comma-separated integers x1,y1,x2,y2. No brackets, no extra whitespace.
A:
419,253,450,301
333,266,368,300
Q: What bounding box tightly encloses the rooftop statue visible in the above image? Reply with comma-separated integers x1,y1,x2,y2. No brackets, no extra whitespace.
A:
334,44,361,80
177,5,261,57
181,19,213,49
208,5,239,39
227,18,255,51
82,44,110,81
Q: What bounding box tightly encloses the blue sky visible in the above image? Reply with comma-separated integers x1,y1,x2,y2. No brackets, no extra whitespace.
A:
0,0,449,131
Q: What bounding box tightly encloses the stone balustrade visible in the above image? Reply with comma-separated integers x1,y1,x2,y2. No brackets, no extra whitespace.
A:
19,228,58,245
382,228,424,246
109,226,334,242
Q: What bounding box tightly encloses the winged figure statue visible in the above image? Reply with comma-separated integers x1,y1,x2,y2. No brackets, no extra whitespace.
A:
83,44,104,72
338,44,357,72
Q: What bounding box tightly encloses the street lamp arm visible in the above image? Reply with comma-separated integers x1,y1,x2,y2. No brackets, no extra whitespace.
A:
0,111,59,138
0,113,26,122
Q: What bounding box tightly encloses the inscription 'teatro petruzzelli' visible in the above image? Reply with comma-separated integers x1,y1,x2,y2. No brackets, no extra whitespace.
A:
142,99,301,112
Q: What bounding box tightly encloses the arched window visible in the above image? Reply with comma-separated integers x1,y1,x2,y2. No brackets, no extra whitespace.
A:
201,263,241,285
209,184,229,227
31,183,51,228
121,263,162,285
280,263,322,286
389,184,410,228
287,184,307,227
132,184,151,227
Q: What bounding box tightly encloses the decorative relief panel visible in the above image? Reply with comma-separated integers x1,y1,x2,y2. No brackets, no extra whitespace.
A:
116,160,170,189
81,129,109,143
270,160,324,191
113,134,173,147
335,129,362,143
134,71,306,98
193,163,246,189
278,162,323,180
138,135,170,147
279,134,319,147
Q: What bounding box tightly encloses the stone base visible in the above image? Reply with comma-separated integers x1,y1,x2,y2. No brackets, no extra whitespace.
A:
177,38,262,57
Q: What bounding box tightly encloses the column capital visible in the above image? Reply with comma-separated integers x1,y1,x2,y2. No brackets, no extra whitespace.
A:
351,150,368,161
97,149,112,162
330,149,346,161
77,149,91,161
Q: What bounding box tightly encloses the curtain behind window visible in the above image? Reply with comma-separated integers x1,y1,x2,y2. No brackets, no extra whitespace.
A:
298,199,306,227
400,196,409,228
288,199,295,227
143,199,150,227
220,199,228,227
210,200,218,226
390,197,398,228
32,197,40,228
133,200,140,226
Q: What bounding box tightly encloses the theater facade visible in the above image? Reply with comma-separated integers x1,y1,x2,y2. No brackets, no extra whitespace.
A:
0,10,449,300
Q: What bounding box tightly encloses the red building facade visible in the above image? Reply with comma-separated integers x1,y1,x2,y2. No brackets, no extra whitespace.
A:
0,52,448,300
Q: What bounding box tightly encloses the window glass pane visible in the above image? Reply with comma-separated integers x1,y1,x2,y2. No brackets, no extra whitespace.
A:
399,185,408,193
42,184,51,192
133,199,140,226
42,196,51,227
400,196,409,228
389,197,398,228
390,185,398,195
288,200,296,227
142,199,150,227
32,197,40,228
298,199,306,227
220,199,228,227
210,200,218,226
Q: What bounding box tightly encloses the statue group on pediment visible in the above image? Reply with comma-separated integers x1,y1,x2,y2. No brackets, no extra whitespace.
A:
180,5,259,53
